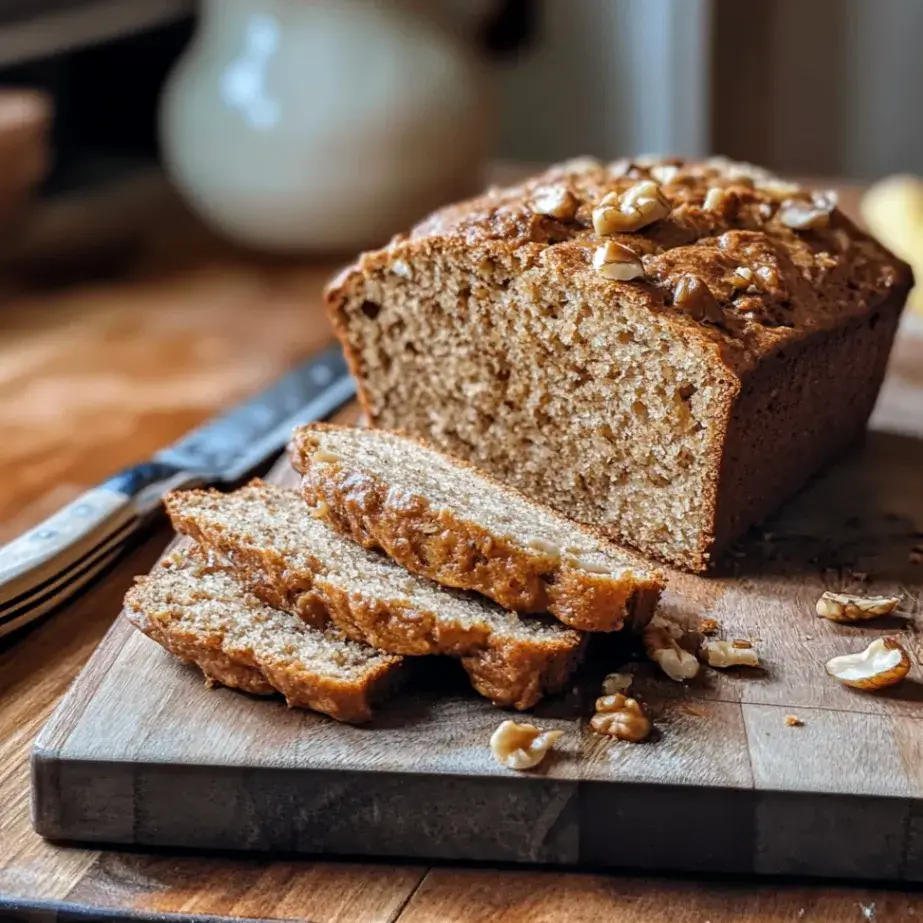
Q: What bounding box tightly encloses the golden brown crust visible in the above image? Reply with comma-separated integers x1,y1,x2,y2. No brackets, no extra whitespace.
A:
315,574,584,709
290,424,663,631
166,484,584,710
330,156,911,377
123,550,402,724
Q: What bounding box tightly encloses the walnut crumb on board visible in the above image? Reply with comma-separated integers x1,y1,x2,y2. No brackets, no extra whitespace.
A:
825,638,910,690
490,720,563,771
698,617,720,635
815,591,901,622
785,715,804,727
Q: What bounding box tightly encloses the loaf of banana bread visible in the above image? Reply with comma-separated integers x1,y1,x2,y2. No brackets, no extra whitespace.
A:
326,156,912,571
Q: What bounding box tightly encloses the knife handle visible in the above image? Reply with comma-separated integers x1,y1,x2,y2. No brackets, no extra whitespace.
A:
0,464,200,638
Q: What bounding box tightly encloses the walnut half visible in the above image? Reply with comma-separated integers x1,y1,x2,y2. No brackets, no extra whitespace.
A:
816,591,902,622
592,180,671,235
593,240,644,281
489,720,563,771
643,624,700,681
825,638,910,690
589,693,651,742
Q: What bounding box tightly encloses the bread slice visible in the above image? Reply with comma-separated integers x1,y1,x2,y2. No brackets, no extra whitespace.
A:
325,156,911,571
289,423,663,632
165,482,584,710
123,547,403,724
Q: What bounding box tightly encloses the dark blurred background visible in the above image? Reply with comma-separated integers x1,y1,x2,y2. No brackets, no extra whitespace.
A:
7,0,923,197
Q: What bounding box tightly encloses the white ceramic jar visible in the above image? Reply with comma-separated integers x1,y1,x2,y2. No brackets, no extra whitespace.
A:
160,0,492,252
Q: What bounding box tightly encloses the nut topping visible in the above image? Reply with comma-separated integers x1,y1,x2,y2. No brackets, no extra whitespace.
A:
778,193,836,230
650,164,680,185
592,181,671,235
815,591,902,623
589,693,651,742
601,671,633,695
825,638,910,690
755,179,802,200
489,719,563,771
593,240,645,281
755,265,781,290
703,187,736,214
531,185,579,221
673,274,725,324
731,267,755,289
703,639,760,669
312,448,341,464
643,624,700,682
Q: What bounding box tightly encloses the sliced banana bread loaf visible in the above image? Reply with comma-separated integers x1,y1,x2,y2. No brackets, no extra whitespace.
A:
290,423,663,632
165,482,584,710
123,547,402,723
325,156,912,571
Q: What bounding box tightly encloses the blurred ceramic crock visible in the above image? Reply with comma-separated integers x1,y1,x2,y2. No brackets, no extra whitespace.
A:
160,0,492,253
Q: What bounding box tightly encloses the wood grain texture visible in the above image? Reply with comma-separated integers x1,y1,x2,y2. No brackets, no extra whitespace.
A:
32,342,923,879
6,173,923,920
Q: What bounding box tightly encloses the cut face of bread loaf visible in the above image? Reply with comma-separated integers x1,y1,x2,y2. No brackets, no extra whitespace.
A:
123,547,402,723
165,482,584,710
326,156,912,571
290,423,663,632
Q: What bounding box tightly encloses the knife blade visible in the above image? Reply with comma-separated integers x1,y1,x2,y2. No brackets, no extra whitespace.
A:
0,342,356,639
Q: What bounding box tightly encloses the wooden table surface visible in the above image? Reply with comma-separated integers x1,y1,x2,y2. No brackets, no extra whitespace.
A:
3,175,923,922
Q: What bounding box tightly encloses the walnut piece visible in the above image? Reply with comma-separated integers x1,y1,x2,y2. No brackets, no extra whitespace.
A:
650,163,680,185
755,178,802,200
815,591,902,623
531,185,578,221
592,180,671,235
785,714,804,727
703,187,734,212
825,637,910,690
643,624,700,681
698,617,720,635
593,240,645,281
489,719,564,771
673,274,724,324
589,693,651,742
731,267,754,289
777,193,836,230
312,448,341,464
601,671,633,695
702,639,761,669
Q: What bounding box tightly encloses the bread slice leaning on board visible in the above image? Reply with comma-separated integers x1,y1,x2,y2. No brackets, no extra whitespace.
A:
290,423,663,632
124,546,403,724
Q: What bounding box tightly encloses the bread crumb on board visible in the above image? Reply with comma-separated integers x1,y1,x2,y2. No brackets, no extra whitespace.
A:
785,714,804,727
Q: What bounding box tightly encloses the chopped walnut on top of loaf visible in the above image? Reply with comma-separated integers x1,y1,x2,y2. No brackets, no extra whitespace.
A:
404,155,904,339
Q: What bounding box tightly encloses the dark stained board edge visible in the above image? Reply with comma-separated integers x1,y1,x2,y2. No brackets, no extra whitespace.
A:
30,711,923,881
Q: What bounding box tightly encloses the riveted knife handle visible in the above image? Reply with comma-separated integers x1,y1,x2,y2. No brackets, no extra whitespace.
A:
0,464,199,638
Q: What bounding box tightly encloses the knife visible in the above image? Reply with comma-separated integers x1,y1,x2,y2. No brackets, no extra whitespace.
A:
0,342,356,639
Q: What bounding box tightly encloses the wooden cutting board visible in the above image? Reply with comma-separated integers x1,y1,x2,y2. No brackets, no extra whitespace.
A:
31,325,923,882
